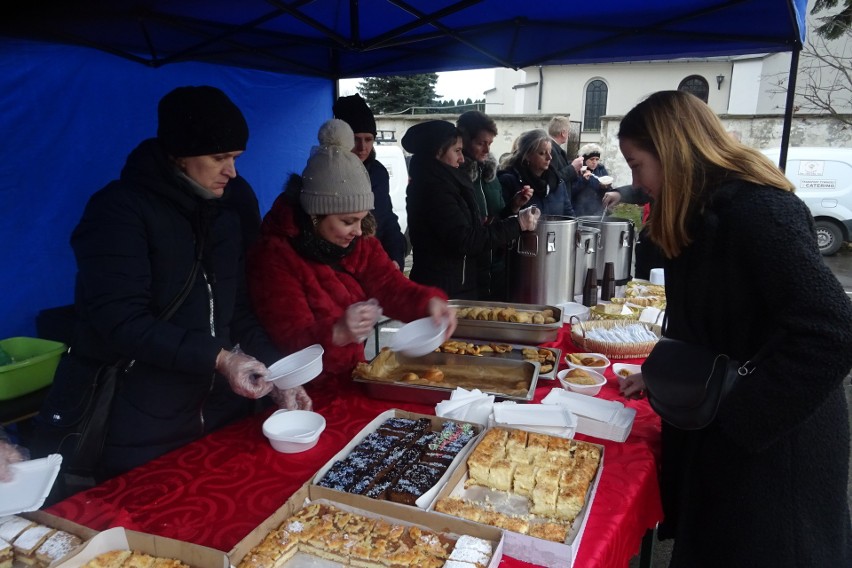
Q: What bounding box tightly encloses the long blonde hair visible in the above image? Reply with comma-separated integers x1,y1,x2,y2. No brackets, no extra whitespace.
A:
617,90,794,258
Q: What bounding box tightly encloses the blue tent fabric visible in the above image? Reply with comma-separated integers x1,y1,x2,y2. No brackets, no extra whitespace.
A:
0,38,331,338
0,0,807,338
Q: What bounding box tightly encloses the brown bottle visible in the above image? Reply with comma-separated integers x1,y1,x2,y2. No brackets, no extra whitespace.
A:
601,262,616,301
582,267,598,307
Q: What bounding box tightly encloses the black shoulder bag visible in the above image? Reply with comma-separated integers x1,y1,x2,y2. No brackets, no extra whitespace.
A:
642,321,784,431
61,257,201,489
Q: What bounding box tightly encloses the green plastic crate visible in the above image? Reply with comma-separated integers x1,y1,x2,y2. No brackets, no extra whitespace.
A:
0,337,67,400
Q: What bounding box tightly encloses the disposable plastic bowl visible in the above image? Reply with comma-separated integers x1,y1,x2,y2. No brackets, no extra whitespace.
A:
560,302,590,323
389,317,447,357
266,345,324,390
557,368,607,396
262,409,326,453
564,352,611,374
612,363,642,381
597,175,614,186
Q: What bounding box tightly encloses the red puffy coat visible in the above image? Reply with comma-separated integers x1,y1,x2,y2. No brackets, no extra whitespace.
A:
247,191,446,408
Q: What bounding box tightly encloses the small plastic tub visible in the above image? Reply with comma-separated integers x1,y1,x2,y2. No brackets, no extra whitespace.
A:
262,409,326,453
557,368,607,396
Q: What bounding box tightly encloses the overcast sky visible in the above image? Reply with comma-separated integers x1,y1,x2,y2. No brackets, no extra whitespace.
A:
338,68,496,103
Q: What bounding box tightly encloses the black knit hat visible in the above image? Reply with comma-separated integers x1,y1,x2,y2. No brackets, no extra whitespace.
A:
401,120,459,157
157,86,249,157
333,94,377,136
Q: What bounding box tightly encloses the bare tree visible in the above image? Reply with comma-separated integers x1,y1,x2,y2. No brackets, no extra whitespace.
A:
795,28,852,125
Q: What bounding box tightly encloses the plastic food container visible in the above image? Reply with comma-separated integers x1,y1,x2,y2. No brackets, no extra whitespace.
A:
612,363,642,381
0,337,67,400
564,352,611,374
262,409,326,453
389,317,447,357
557,368,607,396
265,345,324,390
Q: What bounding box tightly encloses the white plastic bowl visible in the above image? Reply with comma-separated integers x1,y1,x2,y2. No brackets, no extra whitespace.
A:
389,317,447,357
597,175,614,186
564,352,611,374
262,409,326,453
560,302,591,323
557,368,607,396
266,344,324,389
612,363,642,381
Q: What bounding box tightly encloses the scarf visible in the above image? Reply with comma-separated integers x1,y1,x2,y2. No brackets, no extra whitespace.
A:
290,207,357,265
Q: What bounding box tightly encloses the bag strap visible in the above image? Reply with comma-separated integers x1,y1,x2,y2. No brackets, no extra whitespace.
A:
661,311,786,377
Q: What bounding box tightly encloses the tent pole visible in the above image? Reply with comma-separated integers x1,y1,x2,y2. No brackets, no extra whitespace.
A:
778,46,800,173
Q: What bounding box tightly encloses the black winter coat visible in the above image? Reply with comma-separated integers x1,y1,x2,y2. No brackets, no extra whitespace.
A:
499,166,575,218
364,154,407,268
660,181,852,566
406,154,521,299
36,139,281,478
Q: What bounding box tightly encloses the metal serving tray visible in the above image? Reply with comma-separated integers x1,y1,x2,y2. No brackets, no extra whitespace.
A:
440,339,562,380
354,351,540,404
448,300,562,344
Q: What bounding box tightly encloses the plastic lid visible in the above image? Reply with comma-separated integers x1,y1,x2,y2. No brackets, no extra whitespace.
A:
0,454,62,515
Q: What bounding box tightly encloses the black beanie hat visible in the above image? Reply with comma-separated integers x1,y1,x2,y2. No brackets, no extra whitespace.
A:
401,120,459,157
332,94,377,136
157,86,249,157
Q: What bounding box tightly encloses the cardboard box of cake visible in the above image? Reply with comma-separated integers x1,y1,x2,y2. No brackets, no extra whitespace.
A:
431,426,604,568
49,527,228,568
229,482,504,568
0,510,96,568
311,409,483,512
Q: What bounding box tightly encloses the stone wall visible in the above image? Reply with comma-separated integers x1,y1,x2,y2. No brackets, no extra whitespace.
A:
377,113,852,189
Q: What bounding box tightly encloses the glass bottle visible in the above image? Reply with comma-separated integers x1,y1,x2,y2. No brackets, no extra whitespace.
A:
601,262,616,301
582,267,598,307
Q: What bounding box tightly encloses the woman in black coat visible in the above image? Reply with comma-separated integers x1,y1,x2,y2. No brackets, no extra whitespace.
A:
618,91,852,567
35,86,310,481
403,120,538,299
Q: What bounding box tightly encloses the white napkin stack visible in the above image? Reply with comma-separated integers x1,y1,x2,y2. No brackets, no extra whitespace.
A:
541,388,637,442
491,401,578,439
435,387,495,425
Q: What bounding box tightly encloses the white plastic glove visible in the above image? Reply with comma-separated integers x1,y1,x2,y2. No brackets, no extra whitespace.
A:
335,298,383,345
270,385,313,411
215,347,273,399
0,441,25,482
427,297,458,341
518,205,541,232
602,191,622,209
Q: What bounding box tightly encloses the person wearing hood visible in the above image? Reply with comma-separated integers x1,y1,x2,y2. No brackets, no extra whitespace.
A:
499,129,576,218
404,120,540,300
456,111,531,301
571,143,611,216
34,86,310,482
246,119,456,410
333,94,407,270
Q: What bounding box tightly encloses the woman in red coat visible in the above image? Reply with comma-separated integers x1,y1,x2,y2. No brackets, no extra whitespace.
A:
247,119,455,409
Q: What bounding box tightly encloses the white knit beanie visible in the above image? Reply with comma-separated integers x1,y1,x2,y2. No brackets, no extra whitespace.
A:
300,119,374,215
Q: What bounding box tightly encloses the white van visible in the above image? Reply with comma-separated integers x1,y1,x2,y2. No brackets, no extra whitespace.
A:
375,143,409,235
761,147,852,255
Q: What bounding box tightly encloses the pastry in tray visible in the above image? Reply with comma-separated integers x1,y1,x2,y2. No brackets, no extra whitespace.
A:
436,341,556,374
353,348,533,398
456,306,558,325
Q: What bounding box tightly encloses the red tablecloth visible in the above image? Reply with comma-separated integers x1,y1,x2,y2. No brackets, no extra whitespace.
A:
47,325,663,567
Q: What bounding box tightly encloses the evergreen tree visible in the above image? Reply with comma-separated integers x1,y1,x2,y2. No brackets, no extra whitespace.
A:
358,73,438,114
811,0,851,39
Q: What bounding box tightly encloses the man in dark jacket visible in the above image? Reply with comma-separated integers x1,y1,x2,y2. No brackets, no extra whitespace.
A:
34,86,310,482
547,116,580,186
333,94,407,269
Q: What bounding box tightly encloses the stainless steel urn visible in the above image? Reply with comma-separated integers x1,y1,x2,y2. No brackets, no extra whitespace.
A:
509,215,578,306
573,226,601,298
578,216,634,285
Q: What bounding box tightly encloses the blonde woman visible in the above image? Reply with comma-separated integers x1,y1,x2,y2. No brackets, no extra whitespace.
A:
617,90,852,567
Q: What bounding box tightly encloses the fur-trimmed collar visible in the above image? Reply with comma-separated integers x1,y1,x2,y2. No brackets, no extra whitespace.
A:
460,153,498,183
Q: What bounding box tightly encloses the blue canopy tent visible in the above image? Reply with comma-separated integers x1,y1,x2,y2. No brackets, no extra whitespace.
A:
0,0,806,338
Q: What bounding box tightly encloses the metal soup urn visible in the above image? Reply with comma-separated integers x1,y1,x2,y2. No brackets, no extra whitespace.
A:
509,215,578,306
578,216,634,285
574,226,601,299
